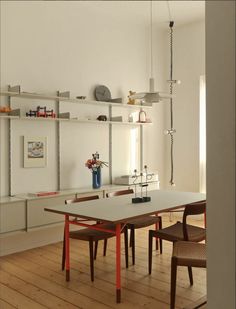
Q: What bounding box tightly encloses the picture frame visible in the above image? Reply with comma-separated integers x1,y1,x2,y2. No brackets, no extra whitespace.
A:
24,136,47,168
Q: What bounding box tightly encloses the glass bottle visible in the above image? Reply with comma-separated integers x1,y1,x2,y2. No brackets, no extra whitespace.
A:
139,108,146,123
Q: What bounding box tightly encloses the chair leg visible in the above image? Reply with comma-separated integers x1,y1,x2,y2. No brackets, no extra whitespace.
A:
148,230,153,274
188,266,193,285
155,222,159,251
94,241,98,260
103,239,108,256
170,257,178,309
155,216,162,251
62,230,65,271
129,229,132,247
124,226,129,268
130,227,135,265
159,238,163,254
89,240,94,282
159,217,163,254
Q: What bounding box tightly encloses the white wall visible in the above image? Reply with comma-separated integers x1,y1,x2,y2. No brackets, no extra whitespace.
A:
0,1,205,196
0,1,167,196
162,21,205,191
206,1,235,308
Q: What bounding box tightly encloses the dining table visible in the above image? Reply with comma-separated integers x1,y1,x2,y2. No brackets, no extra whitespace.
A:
44,189,206,303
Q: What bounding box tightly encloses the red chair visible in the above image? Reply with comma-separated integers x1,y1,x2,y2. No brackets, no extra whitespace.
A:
62,195,128,281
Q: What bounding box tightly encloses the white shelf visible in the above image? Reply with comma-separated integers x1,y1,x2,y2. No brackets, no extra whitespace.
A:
19,116,68,122
68,119,152,126
0,115,19,120
0,114,152,126
0,90,152,109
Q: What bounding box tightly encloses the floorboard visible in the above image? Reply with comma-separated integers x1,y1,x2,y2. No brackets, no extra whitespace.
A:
0,215,206,309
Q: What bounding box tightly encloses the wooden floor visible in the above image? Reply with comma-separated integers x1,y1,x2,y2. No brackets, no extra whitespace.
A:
0,215,206,309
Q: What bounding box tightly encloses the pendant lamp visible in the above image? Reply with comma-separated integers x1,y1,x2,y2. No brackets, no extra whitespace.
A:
129,0,173,104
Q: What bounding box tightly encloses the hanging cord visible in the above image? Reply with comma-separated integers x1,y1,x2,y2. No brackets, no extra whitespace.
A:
150,0,153,78
167,1,172,22
169,21,175,186
170,21,173,127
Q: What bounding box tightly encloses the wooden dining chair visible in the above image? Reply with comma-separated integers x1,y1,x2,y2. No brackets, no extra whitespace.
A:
61,194,129,282
148,201,206,275
106,189,162,265
170,241,206,309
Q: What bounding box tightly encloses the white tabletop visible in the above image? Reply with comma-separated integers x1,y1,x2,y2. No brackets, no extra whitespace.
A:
44,190,206,223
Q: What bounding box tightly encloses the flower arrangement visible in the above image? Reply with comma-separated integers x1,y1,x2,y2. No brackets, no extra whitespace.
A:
85,151,108,172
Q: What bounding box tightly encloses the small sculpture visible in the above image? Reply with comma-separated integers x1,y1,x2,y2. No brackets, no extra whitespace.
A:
131,166,151,203
26,106,56,118
127,90,136,105
76,96,86,100
97,115,107,121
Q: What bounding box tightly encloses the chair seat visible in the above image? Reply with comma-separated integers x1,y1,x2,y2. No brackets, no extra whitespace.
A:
172,241,206,267
153,221,205,242
126,215,161,229
69,223,117,241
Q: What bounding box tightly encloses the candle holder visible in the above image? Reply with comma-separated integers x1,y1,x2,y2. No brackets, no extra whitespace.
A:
131,165,152,203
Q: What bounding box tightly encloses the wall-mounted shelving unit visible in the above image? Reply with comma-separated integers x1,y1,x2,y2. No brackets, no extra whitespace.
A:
0,90,152,109
0,113,152,126
0,85,153,196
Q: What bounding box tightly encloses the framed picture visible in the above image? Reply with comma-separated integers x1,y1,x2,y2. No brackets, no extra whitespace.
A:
24,136,47,168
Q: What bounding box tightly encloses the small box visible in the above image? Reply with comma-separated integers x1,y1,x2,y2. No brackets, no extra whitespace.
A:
114,173,159,185
111,116,123,122
132,196,151,203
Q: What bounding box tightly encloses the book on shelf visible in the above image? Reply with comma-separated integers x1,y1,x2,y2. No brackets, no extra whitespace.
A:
28,191,59,197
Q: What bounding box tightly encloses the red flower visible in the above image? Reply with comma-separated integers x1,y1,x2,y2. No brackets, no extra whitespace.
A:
85,152,108,171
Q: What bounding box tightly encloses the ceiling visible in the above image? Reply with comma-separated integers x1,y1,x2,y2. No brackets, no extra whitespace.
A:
85,1,205,29
155,1,205,28
42,1,205,31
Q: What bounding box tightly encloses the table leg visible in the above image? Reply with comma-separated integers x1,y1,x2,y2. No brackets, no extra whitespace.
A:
65,214,70,281
116,223,121,303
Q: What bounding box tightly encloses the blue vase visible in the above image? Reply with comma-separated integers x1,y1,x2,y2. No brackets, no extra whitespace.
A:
92,168,101,189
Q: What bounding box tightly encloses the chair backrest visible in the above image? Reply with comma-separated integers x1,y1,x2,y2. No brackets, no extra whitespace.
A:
183,201,206,240
106,189,134,198
65,195,99,204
